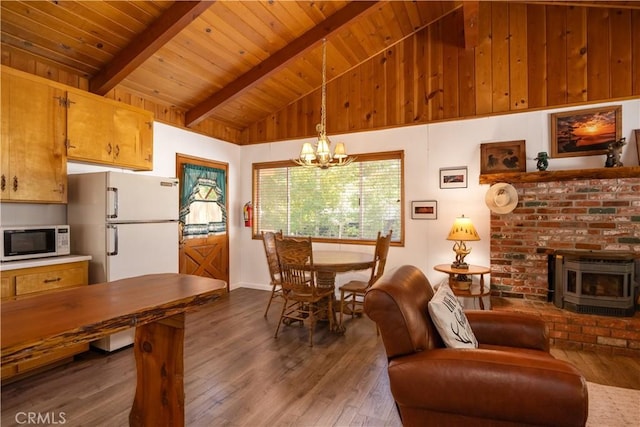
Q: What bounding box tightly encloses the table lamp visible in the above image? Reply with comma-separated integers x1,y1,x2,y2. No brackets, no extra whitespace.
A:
446,215,480,269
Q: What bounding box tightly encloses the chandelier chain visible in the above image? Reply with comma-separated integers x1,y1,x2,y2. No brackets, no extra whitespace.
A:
293,38,355,168
320,38,327,137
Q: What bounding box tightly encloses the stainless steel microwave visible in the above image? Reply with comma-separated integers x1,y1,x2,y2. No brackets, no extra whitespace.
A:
1,225,71,262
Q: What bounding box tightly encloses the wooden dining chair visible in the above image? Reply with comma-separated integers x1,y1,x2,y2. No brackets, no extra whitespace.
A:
339,230,392,327
274,236,334,346
262,230,283,317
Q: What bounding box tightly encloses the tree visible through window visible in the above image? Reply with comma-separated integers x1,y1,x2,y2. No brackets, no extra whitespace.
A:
253,151,403,244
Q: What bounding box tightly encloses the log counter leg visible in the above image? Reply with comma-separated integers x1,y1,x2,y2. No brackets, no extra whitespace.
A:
1,274,228,426
129,313,186,427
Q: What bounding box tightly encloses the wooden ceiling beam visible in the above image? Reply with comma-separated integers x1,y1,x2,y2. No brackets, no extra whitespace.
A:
185,1,380,128
89,1,214,95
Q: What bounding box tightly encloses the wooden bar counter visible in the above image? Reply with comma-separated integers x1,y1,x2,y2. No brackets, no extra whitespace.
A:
1,273,227,427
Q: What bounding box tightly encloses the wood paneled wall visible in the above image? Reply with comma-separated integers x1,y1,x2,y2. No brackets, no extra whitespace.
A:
2,3,638,146
244,3,640,145
0,45,243,144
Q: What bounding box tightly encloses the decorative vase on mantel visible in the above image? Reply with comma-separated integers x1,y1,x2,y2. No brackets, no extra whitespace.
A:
604,138,626,168
534,152,549,171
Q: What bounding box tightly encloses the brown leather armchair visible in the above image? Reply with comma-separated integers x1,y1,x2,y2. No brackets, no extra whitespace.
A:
363,265,588,427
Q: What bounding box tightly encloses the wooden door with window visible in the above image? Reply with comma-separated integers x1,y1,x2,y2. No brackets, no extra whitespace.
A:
176,154,229,291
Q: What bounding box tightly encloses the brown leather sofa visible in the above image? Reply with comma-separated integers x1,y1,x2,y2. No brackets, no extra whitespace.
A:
363,265,588,427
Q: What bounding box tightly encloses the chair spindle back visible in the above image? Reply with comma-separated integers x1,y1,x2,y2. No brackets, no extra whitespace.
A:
275,236,315,295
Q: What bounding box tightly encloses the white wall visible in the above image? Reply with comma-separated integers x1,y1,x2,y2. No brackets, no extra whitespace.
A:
239,99,640,294
3,99,637,294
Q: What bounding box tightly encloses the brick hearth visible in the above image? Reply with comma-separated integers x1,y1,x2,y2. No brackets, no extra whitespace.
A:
492,297,640,357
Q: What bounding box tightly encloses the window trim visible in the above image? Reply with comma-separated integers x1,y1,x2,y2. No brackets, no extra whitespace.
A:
252,150,404,246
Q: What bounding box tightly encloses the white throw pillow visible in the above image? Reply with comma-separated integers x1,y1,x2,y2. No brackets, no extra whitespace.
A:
428,284,478,348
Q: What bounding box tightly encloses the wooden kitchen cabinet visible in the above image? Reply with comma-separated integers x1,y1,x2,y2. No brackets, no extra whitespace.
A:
1,65,154,179
0,68,67,203
67,90,153,170
0,276,11,298
1,260,89,381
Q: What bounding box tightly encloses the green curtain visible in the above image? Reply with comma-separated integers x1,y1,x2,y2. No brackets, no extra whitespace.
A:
180,163,227,236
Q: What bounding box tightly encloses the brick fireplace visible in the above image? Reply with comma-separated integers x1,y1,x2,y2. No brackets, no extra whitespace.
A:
488,175,640,356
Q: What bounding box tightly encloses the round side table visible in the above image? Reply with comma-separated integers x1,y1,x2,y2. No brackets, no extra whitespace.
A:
433,264,491,310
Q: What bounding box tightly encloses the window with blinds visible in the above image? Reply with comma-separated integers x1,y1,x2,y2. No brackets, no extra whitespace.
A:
253,151,403,244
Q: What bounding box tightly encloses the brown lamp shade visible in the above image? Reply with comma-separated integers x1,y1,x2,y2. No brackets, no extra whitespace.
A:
446,215,480,242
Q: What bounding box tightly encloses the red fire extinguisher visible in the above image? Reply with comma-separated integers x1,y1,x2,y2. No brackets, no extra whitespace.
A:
243,201,253,227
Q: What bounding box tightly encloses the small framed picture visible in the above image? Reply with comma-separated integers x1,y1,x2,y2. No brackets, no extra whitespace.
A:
411,200,437,220
439,167,467,189
480,140,526,174
550,105,621,158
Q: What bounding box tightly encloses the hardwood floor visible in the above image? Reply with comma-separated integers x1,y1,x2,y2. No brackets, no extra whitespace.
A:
550,347,640,390
2,288,639,427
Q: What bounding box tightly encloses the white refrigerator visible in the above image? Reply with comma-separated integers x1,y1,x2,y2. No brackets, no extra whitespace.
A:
67,171,179,351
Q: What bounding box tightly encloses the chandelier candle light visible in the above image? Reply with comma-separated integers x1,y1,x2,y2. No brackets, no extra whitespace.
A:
294,39,354,169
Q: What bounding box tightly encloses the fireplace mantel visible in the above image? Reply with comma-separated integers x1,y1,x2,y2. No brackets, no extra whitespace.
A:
554,249,638,261
479,166,640,185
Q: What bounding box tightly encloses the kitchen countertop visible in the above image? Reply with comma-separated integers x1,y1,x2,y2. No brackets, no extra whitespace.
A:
0,255,92,271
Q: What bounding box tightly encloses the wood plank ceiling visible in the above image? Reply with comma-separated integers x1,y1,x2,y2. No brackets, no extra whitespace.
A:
1,1,638,145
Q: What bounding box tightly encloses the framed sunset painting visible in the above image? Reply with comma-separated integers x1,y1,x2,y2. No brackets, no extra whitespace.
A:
550,106,621,158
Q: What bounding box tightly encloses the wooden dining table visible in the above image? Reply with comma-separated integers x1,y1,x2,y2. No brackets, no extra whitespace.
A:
312,250,375,332
1,273,227,427
314,249,375,275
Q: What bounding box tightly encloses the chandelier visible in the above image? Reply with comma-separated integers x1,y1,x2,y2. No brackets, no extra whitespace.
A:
294,39,355,169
